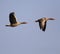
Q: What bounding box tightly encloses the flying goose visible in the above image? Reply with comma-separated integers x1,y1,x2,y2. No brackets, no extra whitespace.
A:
35,17,55,31
6,12,27,27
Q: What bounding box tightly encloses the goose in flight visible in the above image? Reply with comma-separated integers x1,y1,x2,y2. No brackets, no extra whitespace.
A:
6,12,27,27
35,17,55,31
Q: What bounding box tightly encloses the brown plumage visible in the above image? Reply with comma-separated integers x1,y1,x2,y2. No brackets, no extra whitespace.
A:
35,17,55,31
6,12,27,27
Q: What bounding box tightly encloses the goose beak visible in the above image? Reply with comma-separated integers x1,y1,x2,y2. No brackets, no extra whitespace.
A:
49,18,55,20
23,22,28,24
25,22,28,24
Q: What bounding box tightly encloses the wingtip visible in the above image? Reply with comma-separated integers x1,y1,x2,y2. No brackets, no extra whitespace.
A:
5,25,10,27
35,20,38,22
42,30,45,32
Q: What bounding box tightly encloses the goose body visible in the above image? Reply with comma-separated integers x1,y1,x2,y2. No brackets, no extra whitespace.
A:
35,17,55,31
6,12,27,27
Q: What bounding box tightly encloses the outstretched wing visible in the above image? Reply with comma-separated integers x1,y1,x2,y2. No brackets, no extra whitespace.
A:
42,21,47,31
39,21,42,29
38,19,43,30
9,12,17,24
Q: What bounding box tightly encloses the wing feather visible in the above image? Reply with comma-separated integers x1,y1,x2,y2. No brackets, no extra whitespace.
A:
9,12,17,24
42,21,47,31
39,21,42,29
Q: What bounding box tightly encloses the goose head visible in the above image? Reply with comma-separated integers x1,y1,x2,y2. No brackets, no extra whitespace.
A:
20,22,27,24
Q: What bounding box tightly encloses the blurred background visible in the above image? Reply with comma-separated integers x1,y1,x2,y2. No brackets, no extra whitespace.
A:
0,0,60,54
